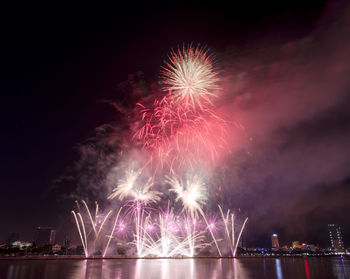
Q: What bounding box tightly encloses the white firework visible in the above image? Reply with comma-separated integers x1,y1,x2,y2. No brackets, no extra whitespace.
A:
167,175,207,217
161,46,220,109
108,170,162,205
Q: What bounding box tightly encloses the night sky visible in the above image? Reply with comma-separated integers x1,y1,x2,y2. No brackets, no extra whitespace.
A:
1,1,350,248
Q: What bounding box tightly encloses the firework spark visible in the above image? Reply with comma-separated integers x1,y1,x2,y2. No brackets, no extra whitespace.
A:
108,170,162,205
108,169,140,200
218,205,248,257
72,201,116,257
135,99,227,171
71,45,248,259
161,45,220,110
167,175,207,218
167,175,222,256
132,46,227,173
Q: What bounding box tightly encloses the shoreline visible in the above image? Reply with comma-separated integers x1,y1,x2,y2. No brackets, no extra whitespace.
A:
0,254,347,260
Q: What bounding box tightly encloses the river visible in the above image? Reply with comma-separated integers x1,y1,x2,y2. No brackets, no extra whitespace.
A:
0,257,349,278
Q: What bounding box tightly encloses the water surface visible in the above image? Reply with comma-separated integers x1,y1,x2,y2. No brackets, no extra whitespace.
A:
0,257,349,279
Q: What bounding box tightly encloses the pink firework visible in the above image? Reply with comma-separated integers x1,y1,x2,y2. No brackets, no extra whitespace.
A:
134,97,227,172
133,46,227,172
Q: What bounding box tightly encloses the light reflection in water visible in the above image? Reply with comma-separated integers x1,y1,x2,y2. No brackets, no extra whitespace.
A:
160,259,169,279
332,256,349,279
6,265,14,279
134,258,196,279
211,258,222,278
304,259,310,279
275,259,283,279
83,259,87,278
73,258,249,279
233,258,249,279
340,256,347,278
4,257,350,279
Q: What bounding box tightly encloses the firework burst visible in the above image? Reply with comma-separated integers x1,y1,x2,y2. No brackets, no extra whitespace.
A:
108,169,162,205
131,46,228,173
161,45,220,110
167,175,207,218
71,44,248,258
134,97,228,172
108,169,140,200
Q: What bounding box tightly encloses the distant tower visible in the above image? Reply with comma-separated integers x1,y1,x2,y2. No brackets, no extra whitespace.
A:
328,224,344,250
271,234,280,249
35,227,56,246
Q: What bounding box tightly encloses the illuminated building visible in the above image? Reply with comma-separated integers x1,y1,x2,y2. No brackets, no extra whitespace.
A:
328,224,344,250
271,234,279,249
7,232,19,245
52,244,62,253
35,227,56,246
12,241,33,250
292,241,301,249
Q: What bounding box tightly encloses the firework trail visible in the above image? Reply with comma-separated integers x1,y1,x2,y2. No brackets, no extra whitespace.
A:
234,217,248,257
130,207,208,257
218,205,248,257
71,210,88,257
108,169,162,256
72,200,121,257
167,175,222,256
103,206,123,257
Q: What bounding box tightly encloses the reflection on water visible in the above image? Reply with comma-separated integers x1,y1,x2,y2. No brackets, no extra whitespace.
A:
275,259,283,279
304,259,310,279
0,257,349,279
341,257,347,278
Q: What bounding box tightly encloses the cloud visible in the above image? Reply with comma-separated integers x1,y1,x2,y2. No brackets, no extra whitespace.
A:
216,4,350,242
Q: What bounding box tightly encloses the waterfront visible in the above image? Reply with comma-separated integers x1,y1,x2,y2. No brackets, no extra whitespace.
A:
0,257,349,279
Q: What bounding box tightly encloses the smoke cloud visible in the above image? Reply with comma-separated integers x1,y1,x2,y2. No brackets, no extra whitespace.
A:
56,3,350,247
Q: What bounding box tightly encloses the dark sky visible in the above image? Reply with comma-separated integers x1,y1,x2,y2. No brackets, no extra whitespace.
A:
1,1,349,248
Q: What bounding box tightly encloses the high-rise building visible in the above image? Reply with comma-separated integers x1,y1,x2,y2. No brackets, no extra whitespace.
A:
271,234,280,249
328,224,344,250
35,227,56,246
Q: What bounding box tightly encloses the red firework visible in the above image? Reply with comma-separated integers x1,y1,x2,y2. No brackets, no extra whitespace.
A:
133,46,227,173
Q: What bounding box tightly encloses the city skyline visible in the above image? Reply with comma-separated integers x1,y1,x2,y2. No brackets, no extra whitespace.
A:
1,1,350,250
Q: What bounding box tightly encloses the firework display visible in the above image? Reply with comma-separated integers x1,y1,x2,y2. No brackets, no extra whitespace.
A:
161,46,220,110
133,45,227,172
72,45,247,258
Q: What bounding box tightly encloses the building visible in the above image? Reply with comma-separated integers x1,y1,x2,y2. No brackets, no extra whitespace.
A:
52,244,62,253
12,241,33,250
328,224,344,250
292,241,301,249
35,227,56,246
7,232,20,245
271,234,279,249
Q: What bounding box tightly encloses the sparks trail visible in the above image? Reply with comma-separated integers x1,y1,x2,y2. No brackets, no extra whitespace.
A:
108,169,162,256
167,175,222,256
72,200,120,257
72,171,248,257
